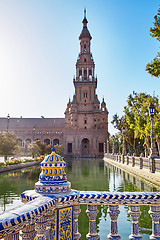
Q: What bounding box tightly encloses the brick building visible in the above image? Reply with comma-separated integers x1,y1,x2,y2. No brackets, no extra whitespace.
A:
0,11,109,157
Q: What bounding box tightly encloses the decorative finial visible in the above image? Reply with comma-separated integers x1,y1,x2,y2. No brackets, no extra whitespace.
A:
51,148,55,152
84,8,86,19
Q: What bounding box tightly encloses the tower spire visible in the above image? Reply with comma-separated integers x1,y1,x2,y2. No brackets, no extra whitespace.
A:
84,8,86,19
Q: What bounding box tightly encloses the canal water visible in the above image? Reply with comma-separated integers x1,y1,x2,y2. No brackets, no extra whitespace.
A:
0,158,159,239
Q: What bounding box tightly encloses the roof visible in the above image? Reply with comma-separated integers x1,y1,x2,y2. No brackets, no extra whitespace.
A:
79,16,92,40
0,118,65,129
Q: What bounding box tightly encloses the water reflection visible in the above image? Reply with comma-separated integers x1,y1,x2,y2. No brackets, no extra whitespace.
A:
0,159,158,239
0,166,41,213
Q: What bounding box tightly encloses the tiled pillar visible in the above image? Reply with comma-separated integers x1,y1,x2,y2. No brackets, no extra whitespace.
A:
4,233,19,240
45,210,55,240
35,216,47,240
149,206,160,239
73,204,81,239
21,222,36,240
128,206,142,240
107,205,121,239
86,204,99,240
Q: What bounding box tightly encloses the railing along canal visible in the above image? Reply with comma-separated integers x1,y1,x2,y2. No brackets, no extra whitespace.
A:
104,153,160,173
1,150,160,240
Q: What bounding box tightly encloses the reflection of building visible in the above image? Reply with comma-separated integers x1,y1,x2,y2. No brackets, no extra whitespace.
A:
0,11,109,157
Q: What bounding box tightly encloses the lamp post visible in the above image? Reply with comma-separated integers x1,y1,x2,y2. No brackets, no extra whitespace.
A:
112,135,115,155
149,103,158,173
118,139,121,155
107,139,109,154
122,127,126,156
7,114,10,132
33,127,36,141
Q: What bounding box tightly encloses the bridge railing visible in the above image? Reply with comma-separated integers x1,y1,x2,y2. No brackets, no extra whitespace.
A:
1,191,160,239
104,153,160,173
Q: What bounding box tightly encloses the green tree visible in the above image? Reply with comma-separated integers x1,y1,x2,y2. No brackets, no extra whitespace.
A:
124,92,159,156
54,145,64,156
28,141,41,157
28,140,47,157
146,7,160,77
112,92,160,156
0,133,21,160
45,144,54,155
111,114,134,153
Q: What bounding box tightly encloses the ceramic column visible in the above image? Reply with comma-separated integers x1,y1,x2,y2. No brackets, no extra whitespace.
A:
107,205,121,240
149,206,160,239
21,222,36,240
45,210,55,240
128,206,142,240
86,204,99,240
4,233,19,240
35,216,47,240
73,204,81,240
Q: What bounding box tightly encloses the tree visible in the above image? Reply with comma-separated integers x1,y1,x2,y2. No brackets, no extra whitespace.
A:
45,144,54,155
146,7,160,77
111,92,160,156
54,145,64,156
111,114,134,153
0,133,21,160
28,141,41,157
124,92,159,156
28,140,46,157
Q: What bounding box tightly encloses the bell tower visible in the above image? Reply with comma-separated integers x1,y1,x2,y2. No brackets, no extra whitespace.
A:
74,9,97,111
64,10,109,157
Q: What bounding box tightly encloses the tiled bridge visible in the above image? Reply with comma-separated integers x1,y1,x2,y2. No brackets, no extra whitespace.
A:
0,150,160,240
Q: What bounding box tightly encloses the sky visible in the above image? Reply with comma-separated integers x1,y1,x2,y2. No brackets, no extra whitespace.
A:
0,0,160,135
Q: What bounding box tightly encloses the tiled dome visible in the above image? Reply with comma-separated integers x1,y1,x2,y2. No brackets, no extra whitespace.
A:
35,148,71,194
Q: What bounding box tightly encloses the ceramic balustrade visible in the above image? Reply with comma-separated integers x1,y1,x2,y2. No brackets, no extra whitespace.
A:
0,192,160,239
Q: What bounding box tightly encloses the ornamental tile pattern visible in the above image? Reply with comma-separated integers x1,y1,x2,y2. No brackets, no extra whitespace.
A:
35,149,71,194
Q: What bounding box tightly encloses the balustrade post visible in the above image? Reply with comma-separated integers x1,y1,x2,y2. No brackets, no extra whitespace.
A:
21,221,36,240
73,204,81,240
86,204,100,240
132,157,135,167
140,157,143,169
107,205,121,240
4,233,19,240
45,209,55,240
149,206,160,239
35,216,47,240
128,206,142,240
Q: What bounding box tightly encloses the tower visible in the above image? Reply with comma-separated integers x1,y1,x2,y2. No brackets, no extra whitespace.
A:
64,10,109,157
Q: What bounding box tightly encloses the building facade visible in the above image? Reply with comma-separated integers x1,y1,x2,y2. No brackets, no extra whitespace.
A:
0,12,109,157
64,11,109,157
